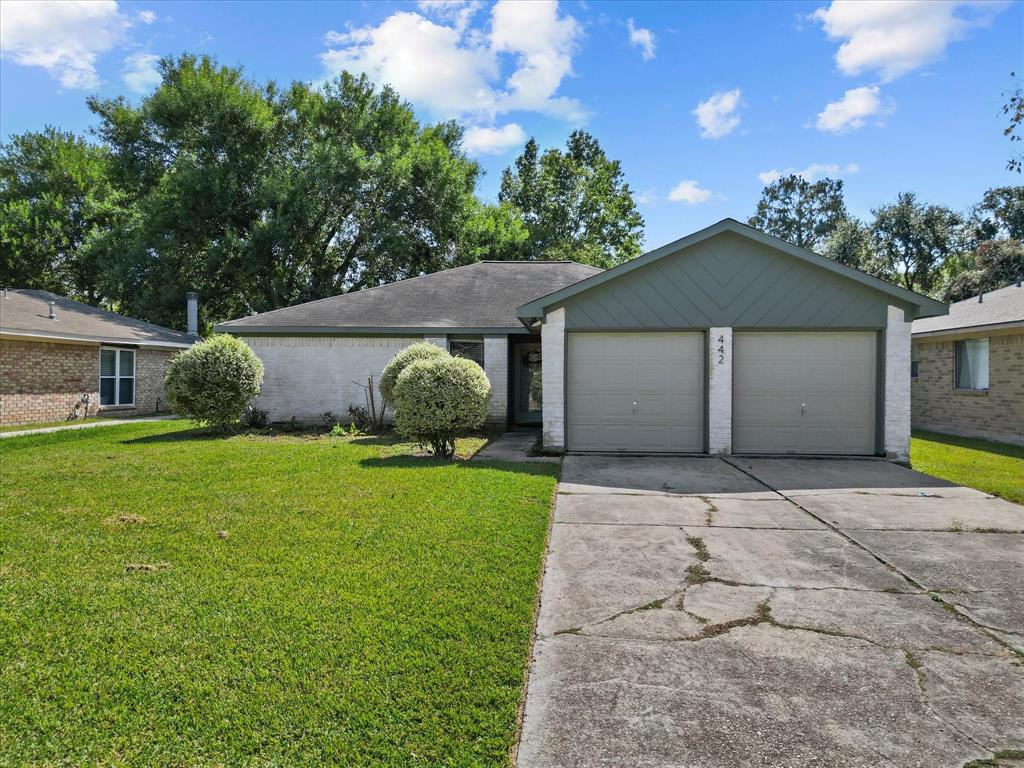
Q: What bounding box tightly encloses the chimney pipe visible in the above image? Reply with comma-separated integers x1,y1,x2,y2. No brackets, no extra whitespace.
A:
48,300,57,320
978,293,983,303
186,292,199,337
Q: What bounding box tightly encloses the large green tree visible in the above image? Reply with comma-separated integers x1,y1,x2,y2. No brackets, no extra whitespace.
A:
869,192,966,295
0,128,124,302
456,201,530,264
942,239,1024,301
973,186,1024,241
499,132,644,267
748,175,847,251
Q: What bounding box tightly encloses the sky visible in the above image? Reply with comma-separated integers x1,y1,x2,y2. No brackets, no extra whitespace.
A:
1,0,1021,250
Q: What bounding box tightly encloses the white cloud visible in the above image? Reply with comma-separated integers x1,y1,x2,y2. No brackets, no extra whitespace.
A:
758,162,860,185
627,18,655,60
320,0,584,123
634,188,656,205
122,52,161,94
668,180,712,204
138,9,156,24
692,88,742,139
815,85,892,133
812,0,1009,82
462,123,526,155
0,0,135,89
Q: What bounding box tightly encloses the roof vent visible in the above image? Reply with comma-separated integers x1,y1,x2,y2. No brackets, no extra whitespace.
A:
2,288,7,298
48,300,57,320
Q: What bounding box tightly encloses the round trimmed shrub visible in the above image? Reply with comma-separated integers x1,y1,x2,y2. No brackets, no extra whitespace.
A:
392,355,491,458
164,334,264,430
379,342,449,404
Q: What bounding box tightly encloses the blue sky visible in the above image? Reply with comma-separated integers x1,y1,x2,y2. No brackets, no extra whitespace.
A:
1,0,1021,249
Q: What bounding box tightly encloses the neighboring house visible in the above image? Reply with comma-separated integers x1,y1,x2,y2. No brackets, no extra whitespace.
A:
911,282,1024,446
216,219,946,460
0,290,197,426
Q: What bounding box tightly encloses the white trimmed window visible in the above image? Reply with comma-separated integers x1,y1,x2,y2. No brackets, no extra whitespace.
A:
954,339,988,391
449,338,484,367
100,347,136,406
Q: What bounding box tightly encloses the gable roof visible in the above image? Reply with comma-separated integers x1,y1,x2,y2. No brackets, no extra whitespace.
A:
517,218,948,321
0,289,194,347
912,282,1024,337
214,260,602,335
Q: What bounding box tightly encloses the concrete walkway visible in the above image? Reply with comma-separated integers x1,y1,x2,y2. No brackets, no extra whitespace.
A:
0,415,179,439
471,432,560,464
517,455,1024,768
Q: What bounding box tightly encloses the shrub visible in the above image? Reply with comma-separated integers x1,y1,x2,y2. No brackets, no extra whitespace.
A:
392,356,491,458
164,334,264,430
379,342,449,405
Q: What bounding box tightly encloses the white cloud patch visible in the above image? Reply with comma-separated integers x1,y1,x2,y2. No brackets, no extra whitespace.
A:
812,0,1009,82
758,162,860,185
0,0,136,89
692,88,742,139
627,18,655,60
668,179,712,204
138,9,156,24
122,52,161,94
634,188,656,205
321,0,584,124
462,122,526,155
816,85,892,133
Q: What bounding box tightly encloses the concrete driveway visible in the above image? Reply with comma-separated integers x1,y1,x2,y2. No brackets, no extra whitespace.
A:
517,456,1024,768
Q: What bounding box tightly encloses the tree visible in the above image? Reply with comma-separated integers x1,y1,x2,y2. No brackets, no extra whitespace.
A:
869,192,966,295
1004,72,1022,173
823,217,872,269
748,175,847,251
164,334,264,430
973,186,1024,241
379,341,449,405
0,128,123,302
456,201,530,263
499,132,644,267
942,239,1024,301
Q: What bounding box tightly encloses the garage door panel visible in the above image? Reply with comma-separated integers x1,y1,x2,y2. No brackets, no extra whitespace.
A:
568,332,704,452
734,331,876,455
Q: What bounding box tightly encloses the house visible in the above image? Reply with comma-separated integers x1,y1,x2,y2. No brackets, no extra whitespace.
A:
0,290,197,426
215,219,947,460
911,281,1024,446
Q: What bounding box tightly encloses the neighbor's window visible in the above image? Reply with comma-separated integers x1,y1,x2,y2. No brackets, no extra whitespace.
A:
911,360,919,379
449,338,485,368
100,347,135,406
954,339,988,391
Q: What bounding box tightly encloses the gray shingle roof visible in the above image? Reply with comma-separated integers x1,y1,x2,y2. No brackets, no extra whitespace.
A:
0,290,194,347
912,282,1024,336
214,261,603,333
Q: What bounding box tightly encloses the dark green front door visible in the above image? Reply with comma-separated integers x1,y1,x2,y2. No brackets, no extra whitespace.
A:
513,343,542,425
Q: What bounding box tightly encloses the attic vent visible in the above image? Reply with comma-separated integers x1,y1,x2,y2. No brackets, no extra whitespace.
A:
48,300,57,320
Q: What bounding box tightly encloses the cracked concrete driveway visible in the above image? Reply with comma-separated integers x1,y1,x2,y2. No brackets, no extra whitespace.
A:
517,456,1024,768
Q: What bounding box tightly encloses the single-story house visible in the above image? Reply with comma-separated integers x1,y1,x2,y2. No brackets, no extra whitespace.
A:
911,281,1023,446
215,219,947,460
0,290,197,426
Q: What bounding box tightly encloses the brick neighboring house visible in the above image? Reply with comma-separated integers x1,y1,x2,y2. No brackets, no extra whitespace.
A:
911,282,1024,446
0,290,196,426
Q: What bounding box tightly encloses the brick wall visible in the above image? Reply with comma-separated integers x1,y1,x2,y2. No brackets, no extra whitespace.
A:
911,332,1024,446
0,339,177,426
884,305,912,460
541,308,565,452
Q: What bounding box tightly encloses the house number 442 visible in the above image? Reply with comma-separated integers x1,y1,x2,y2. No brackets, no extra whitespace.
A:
717,335,726,364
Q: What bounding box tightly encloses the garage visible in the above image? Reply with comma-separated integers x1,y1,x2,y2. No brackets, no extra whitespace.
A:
567,331,704,452
733,331,877,454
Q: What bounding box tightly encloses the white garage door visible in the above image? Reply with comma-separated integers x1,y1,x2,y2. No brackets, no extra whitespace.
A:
567,332,704,452
733,331,877,455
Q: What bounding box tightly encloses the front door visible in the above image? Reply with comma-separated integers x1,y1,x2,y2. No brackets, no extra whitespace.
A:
513,343,543,424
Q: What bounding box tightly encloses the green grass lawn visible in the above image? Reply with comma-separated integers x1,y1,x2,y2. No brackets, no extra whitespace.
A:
0,417,106,432
0,421,558,766
911,430,1024,504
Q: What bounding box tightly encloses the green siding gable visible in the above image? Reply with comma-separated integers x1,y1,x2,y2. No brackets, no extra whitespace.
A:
562,231,912,330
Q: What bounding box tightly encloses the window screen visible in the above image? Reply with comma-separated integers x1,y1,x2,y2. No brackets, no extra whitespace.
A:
99,347,135,405
954,339,988,390
449,339,485,368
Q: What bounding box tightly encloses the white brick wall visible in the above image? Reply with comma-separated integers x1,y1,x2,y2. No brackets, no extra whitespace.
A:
483,335,508,426
541,308,565,451
243,335,421,423
884,305,912,460
423,335,447,349
708,327,732,454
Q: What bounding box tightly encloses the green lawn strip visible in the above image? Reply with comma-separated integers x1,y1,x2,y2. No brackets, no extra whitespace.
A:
0,421,557,766
911,430,1024,504
0,417,108,433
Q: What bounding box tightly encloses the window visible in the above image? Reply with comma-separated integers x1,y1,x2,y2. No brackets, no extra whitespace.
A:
100,347,135,406
954,339,988,391
449,338,484,368
910,360,919,379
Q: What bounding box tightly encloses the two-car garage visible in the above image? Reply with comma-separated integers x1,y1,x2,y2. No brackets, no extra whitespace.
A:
565,330,878,455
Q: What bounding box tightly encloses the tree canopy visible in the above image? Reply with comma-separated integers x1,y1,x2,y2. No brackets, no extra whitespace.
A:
747,174,847,251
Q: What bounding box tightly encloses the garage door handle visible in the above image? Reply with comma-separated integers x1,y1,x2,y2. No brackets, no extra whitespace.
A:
633,401,638,415
801,403,806,416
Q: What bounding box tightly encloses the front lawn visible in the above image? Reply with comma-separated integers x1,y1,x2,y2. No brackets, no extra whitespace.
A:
911,430,1024,504
0,416,105,433
0,421,558,766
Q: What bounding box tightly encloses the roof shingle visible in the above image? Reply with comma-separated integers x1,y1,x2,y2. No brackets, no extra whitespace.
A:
912,283,1024,336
